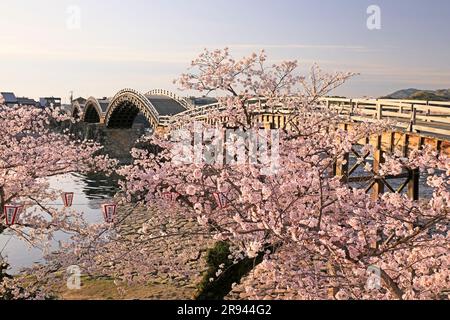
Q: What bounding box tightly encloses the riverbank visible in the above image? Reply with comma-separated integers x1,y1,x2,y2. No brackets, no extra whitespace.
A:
54,202,214,300
56,277,197,300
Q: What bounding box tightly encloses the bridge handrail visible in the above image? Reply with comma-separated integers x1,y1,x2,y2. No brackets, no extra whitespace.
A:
319,97,450,107
318,97,450,136
170,97,271,120
166,97,450,138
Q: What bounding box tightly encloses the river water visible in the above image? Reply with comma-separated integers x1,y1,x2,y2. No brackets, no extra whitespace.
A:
0,173,119,274
0,166,436,275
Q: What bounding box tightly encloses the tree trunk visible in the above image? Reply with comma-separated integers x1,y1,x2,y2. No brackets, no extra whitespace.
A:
380,269,404,300
0,202,4,235
195,241,276,300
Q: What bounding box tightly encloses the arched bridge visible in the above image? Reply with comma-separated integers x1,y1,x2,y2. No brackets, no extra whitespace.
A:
70,89,450,153
72,90,450,138
70,90,450,199
71,88,193,129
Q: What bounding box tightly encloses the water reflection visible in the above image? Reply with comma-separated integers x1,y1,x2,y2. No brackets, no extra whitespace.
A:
0,172,119,274
73,172,120,208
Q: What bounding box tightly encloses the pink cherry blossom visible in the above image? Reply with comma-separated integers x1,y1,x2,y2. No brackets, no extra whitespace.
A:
5,49,449,301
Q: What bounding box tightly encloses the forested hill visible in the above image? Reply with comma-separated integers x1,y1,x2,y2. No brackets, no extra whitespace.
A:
381,88,450,101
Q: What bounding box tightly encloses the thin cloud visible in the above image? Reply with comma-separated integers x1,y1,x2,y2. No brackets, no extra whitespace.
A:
0,44,195,64
203,44,370,52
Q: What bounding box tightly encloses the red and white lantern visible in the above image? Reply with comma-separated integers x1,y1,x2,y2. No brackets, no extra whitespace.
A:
171,193,179,202
213,192,228,209
163,192,179,202
61,192,74,208
101,203,117,223
3,205,23,226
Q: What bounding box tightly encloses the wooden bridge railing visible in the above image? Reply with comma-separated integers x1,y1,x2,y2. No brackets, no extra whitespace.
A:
319,98,450,137
157,97,450,200
162,97,450,139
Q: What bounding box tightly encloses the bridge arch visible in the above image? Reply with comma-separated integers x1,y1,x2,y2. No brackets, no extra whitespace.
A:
83,97,108,124
105,88,188,129
105,89,160,129
71,101,84,120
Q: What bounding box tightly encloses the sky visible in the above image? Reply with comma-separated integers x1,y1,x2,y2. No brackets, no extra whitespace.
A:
0,0,449,102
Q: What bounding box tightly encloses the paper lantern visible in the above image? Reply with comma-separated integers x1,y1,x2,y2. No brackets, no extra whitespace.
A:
213,192,228,209
163,192,179,202
3,205,22,226
101,203,117,223
61,192,74,208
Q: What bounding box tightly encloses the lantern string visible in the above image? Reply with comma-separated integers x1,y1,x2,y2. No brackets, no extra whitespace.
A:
9,202,114,207
0,235,14,255
28,203,108,206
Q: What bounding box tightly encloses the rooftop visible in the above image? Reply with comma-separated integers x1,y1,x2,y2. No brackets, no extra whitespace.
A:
0,92,18,104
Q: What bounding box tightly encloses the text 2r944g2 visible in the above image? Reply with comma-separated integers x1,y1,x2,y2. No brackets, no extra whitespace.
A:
221,304,272,316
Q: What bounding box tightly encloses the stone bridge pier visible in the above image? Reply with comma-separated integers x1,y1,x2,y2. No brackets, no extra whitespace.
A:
68,89,192,163
64,121,148,164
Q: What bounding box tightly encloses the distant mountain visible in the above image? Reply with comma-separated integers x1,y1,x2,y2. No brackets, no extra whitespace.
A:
381,88,450,101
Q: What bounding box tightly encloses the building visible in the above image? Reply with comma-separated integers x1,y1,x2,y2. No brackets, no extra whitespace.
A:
72,97,87,105
16,97,39,107
1,92,38,107
188,96,218,107
0,92,18,106
39,97,62,108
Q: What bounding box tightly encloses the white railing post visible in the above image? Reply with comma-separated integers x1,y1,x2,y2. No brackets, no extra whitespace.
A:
376,102,382,120
409,104,417,132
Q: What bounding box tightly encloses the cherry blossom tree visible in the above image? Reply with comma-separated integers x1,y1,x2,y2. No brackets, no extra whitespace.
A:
124,49,448,300
0,101,117,299
5,49,449,300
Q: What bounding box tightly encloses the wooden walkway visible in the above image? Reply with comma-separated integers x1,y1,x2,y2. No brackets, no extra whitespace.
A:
166,97,450,154
166,97,450,200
